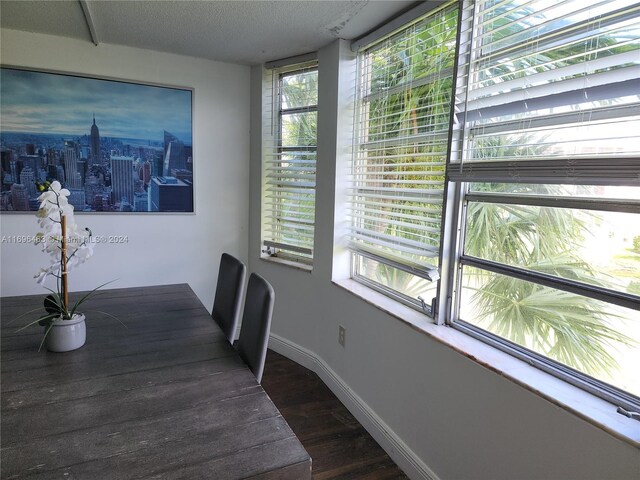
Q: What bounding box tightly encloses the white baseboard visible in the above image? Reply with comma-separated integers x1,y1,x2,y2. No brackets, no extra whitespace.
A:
268,333,440,480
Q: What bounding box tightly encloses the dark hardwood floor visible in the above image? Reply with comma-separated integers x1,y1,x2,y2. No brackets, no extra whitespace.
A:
261,350,409,480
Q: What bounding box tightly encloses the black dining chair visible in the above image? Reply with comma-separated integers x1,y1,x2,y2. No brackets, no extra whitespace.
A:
236,273,275,383
211,253,247,344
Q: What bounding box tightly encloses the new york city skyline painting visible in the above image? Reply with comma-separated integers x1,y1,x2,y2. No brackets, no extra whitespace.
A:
0,67,194,213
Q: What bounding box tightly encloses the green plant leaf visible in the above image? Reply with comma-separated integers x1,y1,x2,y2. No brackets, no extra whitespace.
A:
83,309,126,329
5,306,48,326
68,279,118,318
15,313,60,333
44,294,63,314
38,322,55,352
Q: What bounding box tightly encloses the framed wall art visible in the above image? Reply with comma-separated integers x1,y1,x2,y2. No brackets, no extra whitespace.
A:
0,66,194,213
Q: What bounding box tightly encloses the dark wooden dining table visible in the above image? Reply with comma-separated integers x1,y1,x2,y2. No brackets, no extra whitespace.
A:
1,283,311,479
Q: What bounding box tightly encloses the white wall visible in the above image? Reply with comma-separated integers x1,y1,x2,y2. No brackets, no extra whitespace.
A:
249,40,639,479
0,29,250,308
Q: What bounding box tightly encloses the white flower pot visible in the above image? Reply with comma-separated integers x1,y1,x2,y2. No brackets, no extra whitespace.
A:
45,314,86,352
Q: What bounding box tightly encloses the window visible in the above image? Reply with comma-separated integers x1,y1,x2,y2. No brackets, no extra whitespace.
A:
262,61,318,265
350,0,640,411
350,2,459,312
449,0,640,411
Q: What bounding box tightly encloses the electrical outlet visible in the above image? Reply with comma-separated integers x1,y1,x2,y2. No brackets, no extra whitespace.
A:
338,325,346,346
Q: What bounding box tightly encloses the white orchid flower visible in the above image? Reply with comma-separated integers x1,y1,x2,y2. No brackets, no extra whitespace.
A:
38,182,70,210
34,268,49,285
76,243,94,260
34,182,98,306
34,263,60,284
31,181,106,322
37,180,69,200
42,222,62,238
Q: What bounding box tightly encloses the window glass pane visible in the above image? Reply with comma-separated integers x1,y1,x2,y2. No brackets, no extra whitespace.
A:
351,1,459,307
476,0,638,89
367,7,458,93
262,65,317,264
464,0,640,162
281,70,318,109
464,202,640,293
469,113,640,161
468,183,640,201
281,112,317,148
448,0,640,407
460,267,640,398
367,81,454,142
355,255,437,301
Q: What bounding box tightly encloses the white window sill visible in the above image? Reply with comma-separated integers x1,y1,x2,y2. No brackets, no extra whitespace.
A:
332,277,640,448
260,254,313,272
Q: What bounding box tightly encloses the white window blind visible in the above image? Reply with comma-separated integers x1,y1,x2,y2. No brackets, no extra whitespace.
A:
262,62,318,263
350,1,460,301
450,0,640,185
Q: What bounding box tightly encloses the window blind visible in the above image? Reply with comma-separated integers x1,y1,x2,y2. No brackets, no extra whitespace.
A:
262,62,318,263
450,0,640,185
349,1,459,282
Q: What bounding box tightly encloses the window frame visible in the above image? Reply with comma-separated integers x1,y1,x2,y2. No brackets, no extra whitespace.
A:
261,61,319,266
443,0,640,413
447,183,640,413
349,1,459,315
348,0,640,414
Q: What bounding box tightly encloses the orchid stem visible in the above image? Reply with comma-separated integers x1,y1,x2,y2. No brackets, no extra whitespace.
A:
61,214,68,314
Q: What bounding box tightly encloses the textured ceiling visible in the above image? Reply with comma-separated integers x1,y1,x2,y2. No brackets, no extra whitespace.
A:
0,0,415,65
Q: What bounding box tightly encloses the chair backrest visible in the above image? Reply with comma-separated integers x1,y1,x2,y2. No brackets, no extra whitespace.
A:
236,273,275,383
212,253,247,344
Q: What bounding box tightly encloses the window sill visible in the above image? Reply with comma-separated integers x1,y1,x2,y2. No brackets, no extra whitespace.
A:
332,278,640,448
260,255,313,272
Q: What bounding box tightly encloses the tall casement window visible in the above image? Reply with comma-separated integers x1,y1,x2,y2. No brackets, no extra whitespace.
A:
350,0,640,411
350,2,459,313
262,60,318,265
